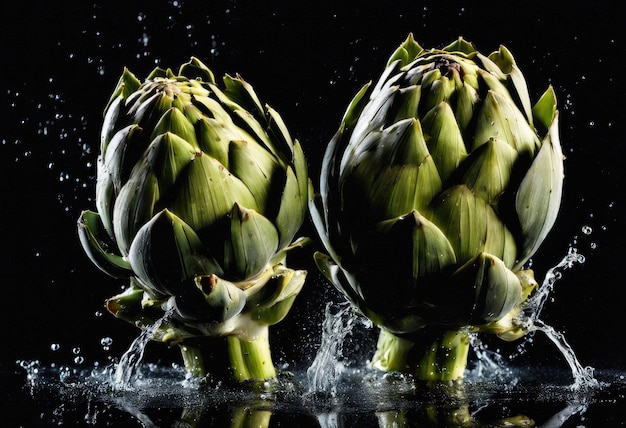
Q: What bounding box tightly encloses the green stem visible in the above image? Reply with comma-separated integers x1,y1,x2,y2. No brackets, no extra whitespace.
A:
177,324,276,382
371,328,416,372
227,326,277,381
371,327,470,381
179,343,207,377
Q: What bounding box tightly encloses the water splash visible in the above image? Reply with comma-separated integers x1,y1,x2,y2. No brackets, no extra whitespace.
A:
306,301,366,396
112,308,173,389
517,247,599,391
532,320,598,391
525,247,586,323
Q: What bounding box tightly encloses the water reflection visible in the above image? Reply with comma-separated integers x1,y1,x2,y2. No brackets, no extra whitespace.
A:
12,361,623,427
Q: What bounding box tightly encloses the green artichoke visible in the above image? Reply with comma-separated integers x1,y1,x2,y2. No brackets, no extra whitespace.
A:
78,57,309,382
309,35,563,380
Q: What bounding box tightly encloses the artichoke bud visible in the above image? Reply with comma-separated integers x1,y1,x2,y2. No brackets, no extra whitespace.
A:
311,36,563,338
223,203,279,280
80,57,309,375
193,274,247,322
128,209,224,296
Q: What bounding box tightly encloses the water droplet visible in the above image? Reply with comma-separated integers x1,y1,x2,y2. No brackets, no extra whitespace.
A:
50,343,60,351
581,225,592,235
72,347,81,355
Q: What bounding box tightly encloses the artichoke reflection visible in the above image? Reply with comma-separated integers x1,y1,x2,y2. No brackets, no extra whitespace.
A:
310,35,563,380
78,57,309,382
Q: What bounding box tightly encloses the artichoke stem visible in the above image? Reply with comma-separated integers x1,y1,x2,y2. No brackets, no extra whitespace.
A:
372,327,470,382
371,328,416,372
179,343,207,377
227,326,277,381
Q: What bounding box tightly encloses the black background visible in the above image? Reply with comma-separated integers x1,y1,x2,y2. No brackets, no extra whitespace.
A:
1,0,624,379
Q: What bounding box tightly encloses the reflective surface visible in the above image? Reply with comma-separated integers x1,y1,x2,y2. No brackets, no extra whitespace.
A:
4,362,626,427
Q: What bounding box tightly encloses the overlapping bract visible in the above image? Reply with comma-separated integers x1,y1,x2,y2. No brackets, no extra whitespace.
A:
78,57,308,348
310,35,563,337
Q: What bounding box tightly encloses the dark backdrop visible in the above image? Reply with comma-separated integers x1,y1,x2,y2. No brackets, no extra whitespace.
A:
2,0,624,376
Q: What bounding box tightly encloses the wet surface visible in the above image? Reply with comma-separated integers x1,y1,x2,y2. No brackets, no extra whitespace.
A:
4,363,626,427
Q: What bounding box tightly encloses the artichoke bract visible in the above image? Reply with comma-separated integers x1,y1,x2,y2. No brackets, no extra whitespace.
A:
78,57,309,382
310,35,563,381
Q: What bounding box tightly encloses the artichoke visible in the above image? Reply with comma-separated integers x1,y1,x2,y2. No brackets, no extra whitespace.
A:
309,35,563,381
78,57,309,382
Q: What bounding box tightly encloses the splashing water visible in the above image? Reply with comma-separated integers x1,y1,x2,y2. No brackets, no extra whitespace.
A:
517,247,599,390
308,246,598,394
306,301,367,396
112,308,174,389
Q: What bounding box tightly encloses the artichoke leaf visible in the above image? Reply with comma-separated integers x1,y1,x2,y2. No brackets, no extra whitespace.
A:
128,209,224,296
532,85,558,132
151,107,199,149
461,137,516,204
222,74,266,119
228,139,281,213
178,56,216,84
343,119,442,220
77,210,131,278
113,167,160,256
485,45,533,124
194,274,247,322
514,112,564,269
250,271,307,326
421,101,468,183
360,210,457,280
101,124,145,195
168,154,258,231
248,268,306,325
472,90,539,156
386,32,424,68
194,116,233,167
224,203,279,280
392,85,422,123
144,132,198,193
103,67,141,119
266,104,294,154
454,83,479,133
340,81,373,132
452,252,522,324
274,166,306,249
443,37,476,55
